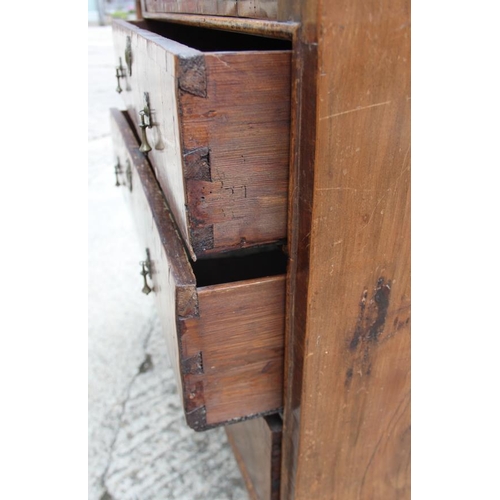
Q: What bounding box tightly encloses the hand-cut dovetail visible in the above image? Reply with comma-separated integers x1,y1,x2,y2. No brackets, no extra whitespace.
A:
181,351,204,375
190,225,214,254
183,147,211,181
178,55,207,98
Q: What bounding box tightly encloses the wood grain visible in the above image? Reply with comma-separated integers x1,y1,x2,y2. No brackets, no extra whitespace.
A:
139,11,296,39
135,0,143,18
280,0,411,498
110,108,286,430
112,19,291,259
142,0,278,19
180,276,285,426
226,414,282,500
181,50,290,256
281,38,318,500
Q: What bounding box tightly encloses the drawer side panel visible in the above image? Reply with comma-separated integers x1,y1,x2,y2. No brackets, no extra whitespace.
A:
181,51,291,255
180,276,285,426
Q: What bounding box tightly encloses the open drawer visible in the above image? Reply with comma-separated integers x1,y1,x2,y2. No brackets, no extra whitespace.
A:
112,19,291,260
110,108,286,430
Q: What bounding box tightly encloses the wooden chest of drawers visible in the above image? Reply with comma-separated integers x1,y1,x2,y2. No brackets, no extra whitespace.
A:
106,1,411,498
111,108,286,430
112,19,291,260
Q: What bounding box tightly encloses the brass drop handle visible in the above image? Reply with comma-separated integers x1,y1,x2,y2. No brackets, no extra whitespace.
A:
140,262,152,295
138,92,152,154
114,157,122,186
138,111,152,154
140,249,153,295
115,57,125,94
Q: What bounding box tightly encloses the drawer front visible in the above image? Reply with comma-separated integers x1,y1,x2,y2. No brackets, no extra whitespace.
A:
110,108,285,430
226,414,282,500
112,19,291,260
141,0,278,20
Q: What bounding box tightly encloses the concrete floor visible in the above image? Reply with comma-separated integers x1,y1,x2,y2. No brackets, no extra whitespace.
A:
88,26,248,500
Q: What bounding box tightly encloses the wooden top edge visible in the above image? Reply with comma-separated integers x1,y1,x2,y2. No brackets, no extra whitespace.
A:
140,12,298,39
109,108,196,287
206,49,291,56
111,18,203,57
197,274,285,294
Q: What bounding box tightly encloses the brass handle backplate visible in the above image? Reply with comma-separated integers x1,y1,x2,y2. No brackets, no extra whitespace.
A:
125,36,132,76
114,157,122,186
138,92,152,154
140,249,153,295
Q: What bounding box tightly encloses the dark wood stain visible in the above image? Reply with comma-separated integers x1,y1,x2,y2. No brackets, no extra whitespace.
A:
183,146,212,181
344,367,353,387
190,224,215,253
368,278,391,342
350,278,391,352
346,278,393,385
349,289,368,351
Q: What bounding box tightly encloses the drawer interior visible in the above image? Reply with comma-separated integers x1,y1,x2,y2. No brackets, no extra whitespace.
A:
131,19,291,52
113,19,291,260
192,246,287,287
